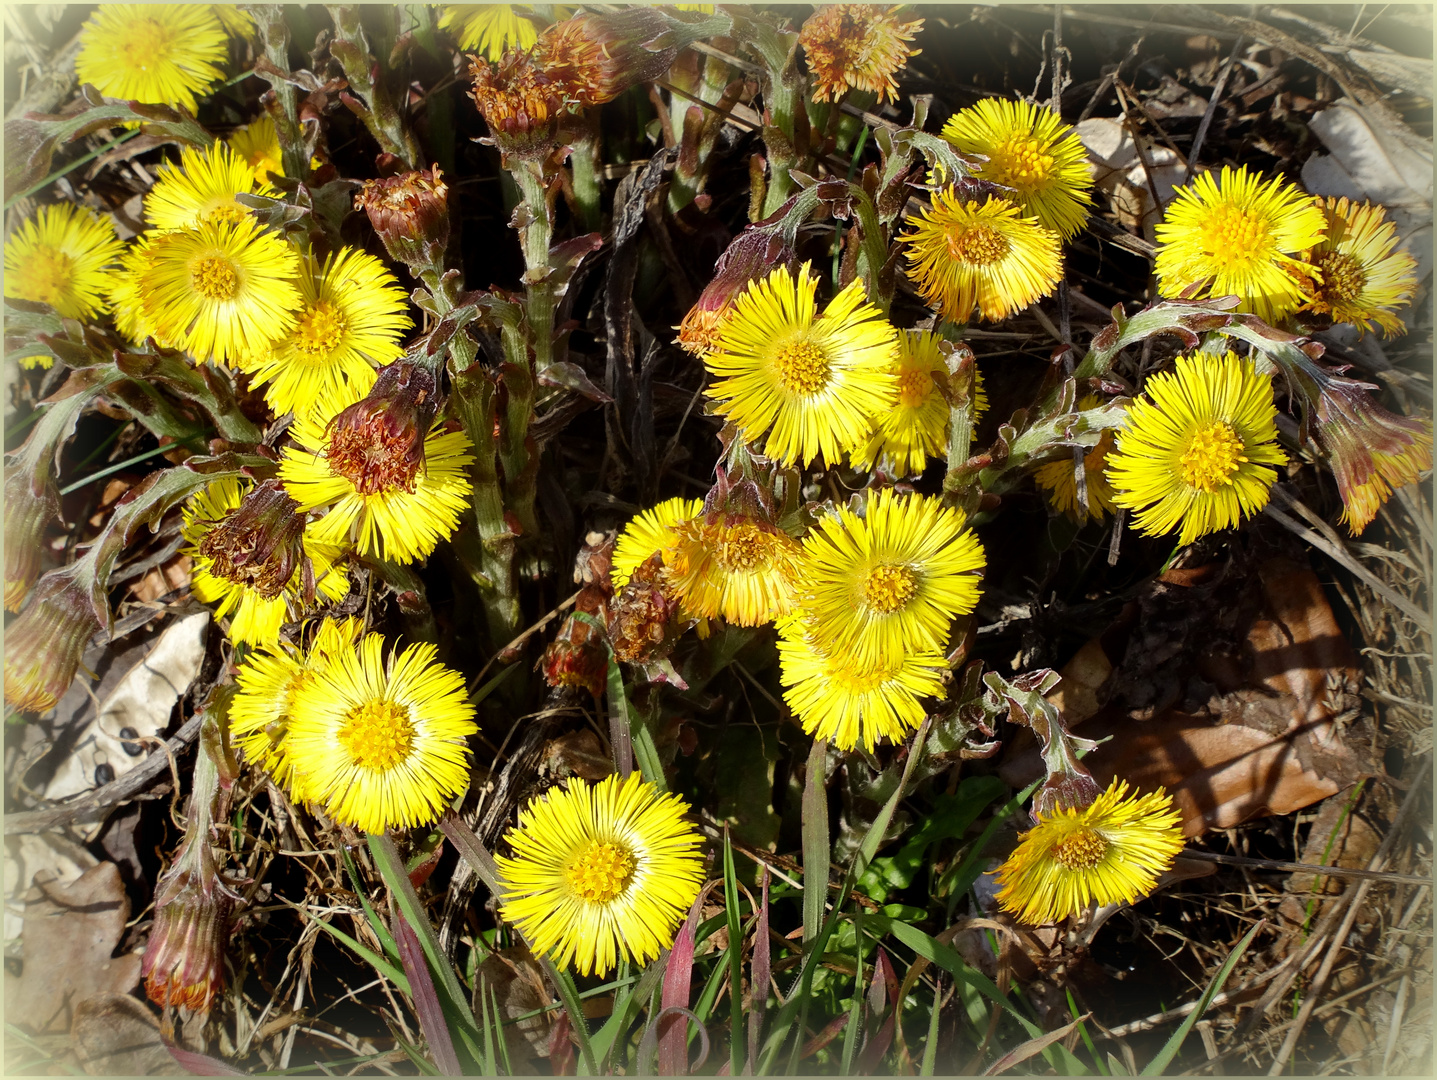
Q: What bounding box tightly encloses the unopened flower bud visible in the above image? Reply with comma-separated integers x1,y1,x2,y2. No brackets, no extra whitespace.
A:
326,361,441,496
4,468,58,612
353,166,450,273
468,49,568,160
536,8,681,108
197,479,304,601
677,226,797,358
142,851,234,1013
3,565,101,713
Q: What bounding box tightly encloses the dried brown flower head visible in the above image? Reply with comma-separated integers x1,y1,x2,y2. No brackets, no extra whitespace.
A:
353,166,450,271
799,4,924,104
325,361,440,497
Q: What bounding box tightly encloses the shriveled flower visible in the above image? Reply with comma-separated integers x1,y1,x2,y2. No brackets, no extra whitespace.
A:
939,97,1093,240
850,329,966,477
229,617,365,794
610,497,705,591
496,772,706,977
439,4,568,62
535,7,681,108
142,845,234,1013
705,264,899,467
1298,196,1419,337
799,487,985,670
1032,397,1119,524
279,364,475,565
799,4,924,104
145,141,272,232
609,553,687,667
353,167,451,274
1107,352,1286,546
137,215,302,365
2,566,102,714
677,227,796,359
75,4,227,114
236,246,411,419
1154,165,1328,323
777,618,947,752
183,477,350,647
3,202,124,327
468,49,568,159
902,192,1062,323
666,510,804,627
994,778,1186,925
284,632,478,834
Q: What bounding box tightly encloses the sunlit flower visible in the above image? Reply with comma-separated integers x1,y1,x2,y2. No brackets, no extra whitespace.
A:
75,4,227,113
145,141,271,232
1106,351,1286,546
1298,196,1419,337
3,203,124,327
109,234,160,344
496,772,706,977
284,632,478,834
236,246,411,419
994,778,1186,925
798,4,924,104
439,4,566,61
279,366,475,565
705,264,899,467
939,97,1093,240
666,512,804,627
182,477,350,647
229,618,365,794
1032,397,1119,523
799,487,984,670
777,618,946,752
850,329,968,477
902,192,1062,323
227,115,284,187
1154,165,1328,323
610,497,705,590
137,215,302,365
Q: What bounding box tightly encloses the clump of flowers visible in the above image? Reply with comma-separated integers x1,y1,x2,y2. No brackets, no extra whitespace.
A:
798,4,924,103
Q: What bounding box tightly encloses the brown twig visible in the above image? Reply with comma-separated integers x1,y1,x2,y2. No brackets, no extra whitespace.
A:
1185,34,1245,184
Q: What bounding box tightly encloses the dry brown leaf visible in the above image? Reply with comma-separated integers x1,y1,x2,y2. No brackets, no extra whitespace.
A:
71,992,184,1076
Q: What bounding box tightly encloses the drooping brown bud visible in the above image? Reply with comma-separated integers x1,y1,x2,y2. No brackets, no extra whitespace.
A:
609,552,685,665
468,48,568,160
142,846,234,1014
677,225,798,358
2,564,102,714
196,479,304,601
4,467,58,612
326,361,441,496
535,7,679,108
542,532,615,697
1032,769,1103,820
353,166,451,273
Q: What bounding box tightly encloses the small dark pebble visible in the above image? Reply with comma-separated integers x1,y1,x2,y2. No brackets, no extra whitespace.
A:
94,762,115,785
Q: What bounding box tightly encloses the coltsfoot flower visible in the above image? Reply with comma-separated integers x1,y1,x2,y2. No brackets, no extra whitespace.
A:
496,772,706,977
1106,352,1286,546
610,497,705,591
1032,396,1120,524
227,115,284,186
798,4,924,104
75,4,227,114
144,141,272,231
850,329,975,477
666,508,804,627
3,203,125,327
1299,196,1419,337
439,4,567,61
994,778,1186,925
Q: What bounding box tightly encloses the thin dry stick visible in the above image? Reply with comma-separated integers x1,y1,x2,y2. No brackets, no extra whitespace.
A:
466,588,581,694
1184,34,1245,183
1180,849,1432,887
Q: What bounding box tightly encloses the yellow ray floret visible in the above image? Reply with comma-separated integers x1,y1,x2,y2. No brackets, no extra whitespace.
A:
236,246,411,419
902,193,1062,324
666,514,804,626
610,497,705,591
145,142,273,232
1032,395,1120,524
1154,164,1328,324
76,5,227,113
138,215,303,365
1299,196,1419,338
939,97,1093,240
994,778,1186,925
777,617,947,752
283,632,478,834
705,264,899,467
228,115,285,186
3,203,125,334
1106,351,1286,546
496,772,707,977
799,487,984,670
439,5,570,61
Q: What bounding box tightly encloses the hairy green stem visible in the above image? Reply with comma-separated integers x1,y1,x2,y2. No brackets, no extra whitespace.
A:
326,5,421,167
248,4,306,180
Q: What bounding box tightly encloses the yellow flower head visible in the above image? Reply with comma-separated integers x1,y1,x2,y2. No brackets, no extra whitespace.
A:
777,618,946,752
496,772,706,977
283,632,478,834
940,98,1093,240
182,477,350,647
279,376,476,565
1299,196,1419,338
440,5,568,61
230,617,365,794
227,115,284,187
138,215,303,365
110,235,159,344
666,512,804,627
850,329,975,477
610,497,705,591
1154,165,1328,323
236,246,411,419
902,192,1062,323
3,203,125,334
799,487,985,670
1032,396,1119,524
705,264,899,467
146,142,273,233
994,778,1186,925
798,4,924,104
1107,352,1286,546
75,5,227,113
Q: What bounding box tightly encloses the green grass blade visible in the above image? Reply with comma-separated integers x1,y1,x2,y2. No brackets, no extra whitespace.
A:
341,846,402,964
543,961,599,1076
801,738,829,947
722,828,744,1075
920,977,943,1076
289,901,409,991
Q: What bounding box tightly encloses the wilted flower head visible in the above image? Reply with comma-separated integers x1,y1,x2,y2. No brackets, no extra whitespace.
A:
609,552,686,666
1299,196,1419,338
324,361,440,497
196,479,305,601
3,565,102,714
799,4,924,104
353,166,451,272
143,845,234,1013
536,7,681,108
468,49,569,159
